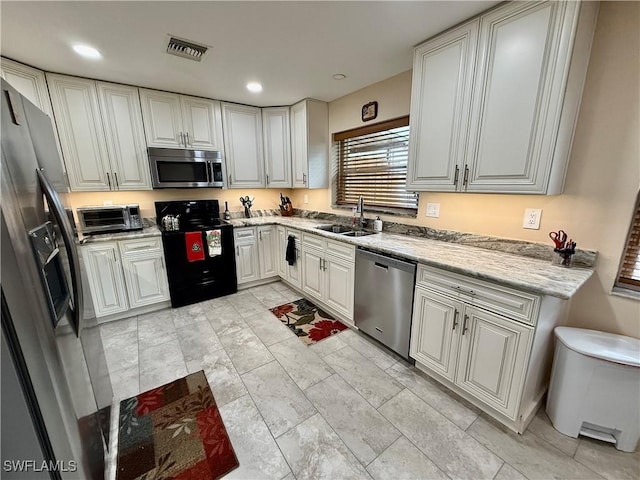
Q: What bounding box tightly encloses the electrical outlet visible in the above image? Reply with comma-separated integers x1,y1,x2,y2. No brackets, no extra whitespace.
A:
426,203,440,218
103,200,113,206
303,194,309,204
523,208,542,229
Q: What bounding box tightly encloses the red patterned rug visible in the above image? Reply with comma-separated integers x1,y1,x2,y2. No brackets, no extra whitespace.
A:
116,370,238,480
269,298,348,345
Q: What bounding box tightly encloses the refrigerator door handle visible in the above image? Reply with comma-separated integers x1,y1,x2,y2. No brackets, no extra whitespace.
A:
36,168,82,337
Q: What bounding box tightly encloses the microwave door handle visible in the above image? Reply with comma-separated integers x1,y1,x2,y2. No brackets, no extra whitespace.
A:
36,168,82,337
206,160,211,185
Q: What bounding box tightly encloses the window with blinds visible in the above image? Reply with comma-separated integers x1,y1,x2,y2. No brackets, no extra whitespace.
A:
616,193,640,291
334,116,417,212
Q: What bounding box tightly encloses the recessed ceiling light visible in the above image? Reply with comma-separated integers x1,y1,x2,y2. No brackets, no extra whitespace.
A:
332,73,347,80
246,82,263,93
72,44,101,59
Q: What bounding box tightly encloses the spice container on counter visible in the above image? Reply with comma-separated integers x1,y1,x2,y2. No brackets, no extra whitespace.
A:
373,216,383,232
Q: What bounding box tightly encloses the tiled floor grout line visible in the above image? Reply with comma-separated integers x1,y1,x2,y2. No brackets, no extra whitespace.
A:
374,387,456,480
233,370,297,480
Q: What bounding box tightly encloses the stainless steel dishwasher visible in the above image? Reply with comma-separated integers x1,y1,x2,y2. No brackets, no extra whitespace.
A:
354,248,416,360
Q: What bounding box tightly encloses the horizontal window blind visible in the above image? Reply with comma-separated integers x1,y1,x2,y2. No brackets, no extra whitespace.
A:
616,196,640,291
334,116,417,211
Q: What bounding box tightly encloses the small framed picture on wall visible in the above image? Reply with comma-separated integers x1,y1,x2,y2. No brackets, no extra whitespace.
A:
361,101,378,122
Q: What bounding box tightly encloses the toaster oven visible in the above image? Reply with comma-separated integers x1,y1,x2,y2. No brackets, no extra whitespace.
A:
76,204,142,235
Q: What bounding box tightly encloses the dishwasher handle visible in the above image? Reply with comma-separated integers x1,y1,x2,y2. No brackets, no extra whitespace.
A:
356,247,416,274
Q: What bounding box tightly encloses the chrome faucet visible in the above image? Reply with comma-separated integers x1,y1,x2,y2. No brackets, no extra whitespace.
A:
357,196,366,229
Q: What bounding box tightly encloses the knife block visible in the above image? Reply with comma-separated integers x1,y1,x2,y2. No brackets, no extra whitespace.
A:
281,203,294,216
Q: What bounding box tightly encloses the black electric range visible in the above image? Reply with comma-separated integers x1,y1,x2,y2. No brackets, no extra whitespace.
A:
155,200,237,307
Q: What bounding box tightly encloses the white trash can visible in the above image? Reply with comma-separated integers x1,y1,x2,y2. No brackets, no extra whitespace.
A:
546,327,640,452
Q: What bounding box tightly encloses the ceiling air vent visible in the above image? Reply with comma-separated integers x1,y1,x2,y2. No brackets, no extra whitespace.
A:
166,36,208,62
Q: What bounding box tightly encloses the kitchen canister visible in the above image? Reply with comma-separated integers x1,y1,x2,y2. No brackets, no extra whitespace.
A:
373,216,383,232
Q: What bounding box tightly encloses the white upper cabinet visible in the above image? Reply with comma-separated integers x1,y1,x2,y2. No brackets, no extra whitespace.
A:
1,57,66,179
222,103,265,188
47,74,152,191
139,89,183,148
408,0,598,194
407,20,478,191
96,82,152,190
262,107,292,188
180,96,223,150
1,57,54,116
290,99,329,189
46,74,112,191
139,88,223,151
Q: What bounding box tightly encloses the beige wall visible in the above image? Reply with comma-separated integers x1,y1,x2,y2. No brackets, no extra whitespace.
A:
291,2,640,338
67,188,291,220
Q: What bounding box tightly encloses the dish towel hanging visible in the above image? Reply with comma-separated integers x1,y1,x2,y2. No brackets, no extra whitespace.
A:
206,229,222,257
185,231,205,262
286,235,296,266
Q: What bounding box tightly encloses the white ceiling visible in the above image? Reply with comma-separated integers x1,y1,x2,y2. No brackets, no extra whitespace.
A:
1,1,498,107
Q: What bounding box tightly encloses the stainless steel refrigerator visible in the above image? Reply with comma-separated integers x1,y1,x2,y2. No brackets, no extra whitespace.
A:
1,79,112,479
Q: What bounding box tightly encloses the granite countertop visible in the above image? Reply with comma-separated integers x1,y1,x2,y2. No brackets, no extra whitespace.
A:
76,225,162,244
80,215,593,299
231,217,593,300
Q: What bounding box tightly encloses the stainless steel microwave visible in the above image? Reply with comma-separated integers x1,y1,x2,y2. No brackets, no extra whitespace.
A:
148,147,224,188
76,204,142,234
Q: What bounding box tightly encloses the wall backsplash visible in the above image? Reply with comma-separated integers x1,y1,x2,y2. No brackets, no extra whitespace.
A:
65,188,293,221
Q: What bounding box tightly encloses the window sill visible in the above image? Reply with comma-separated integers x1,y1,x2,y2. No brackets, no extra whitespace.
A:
611,286,640,301
331,204,417,219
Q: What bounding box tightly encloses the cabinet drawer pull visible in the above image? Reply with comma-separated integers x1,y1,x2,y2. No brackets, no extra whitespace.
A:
454,165,459,187
453,309,459,330
462,314,469,335
454,285,475,296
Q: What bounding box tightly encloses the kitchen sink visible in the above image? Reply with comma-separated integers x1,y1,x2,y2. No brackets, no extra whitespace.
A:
342,230,376,237
316,224,352,234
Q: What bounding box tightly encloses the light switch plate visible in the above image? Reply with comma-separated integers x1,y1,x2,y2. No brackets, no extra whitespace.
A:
523,208,542,229
102,200,113,206
303,194,309,204
426,203,440,218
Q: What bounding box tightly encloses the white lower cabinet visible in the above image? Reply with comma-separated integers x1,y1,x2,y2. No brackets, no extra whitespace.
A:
120,249,169,309
300,232,355,322
82,238,169,320
82,243,129,317
410,265,546,432
235,226,277,285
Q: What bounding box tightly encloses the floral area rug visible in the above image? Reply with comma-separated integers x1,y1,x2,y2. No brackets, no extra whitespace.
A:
116,370,238,480
269,298,348,345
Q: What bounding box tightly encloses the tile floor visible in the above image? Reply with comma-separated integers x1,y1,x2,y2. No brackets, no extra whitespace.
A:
102,281,639,480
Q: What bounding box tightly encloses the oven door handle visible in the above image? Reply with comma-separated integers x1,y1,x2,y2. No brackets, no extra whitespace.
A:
37,168,82,337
